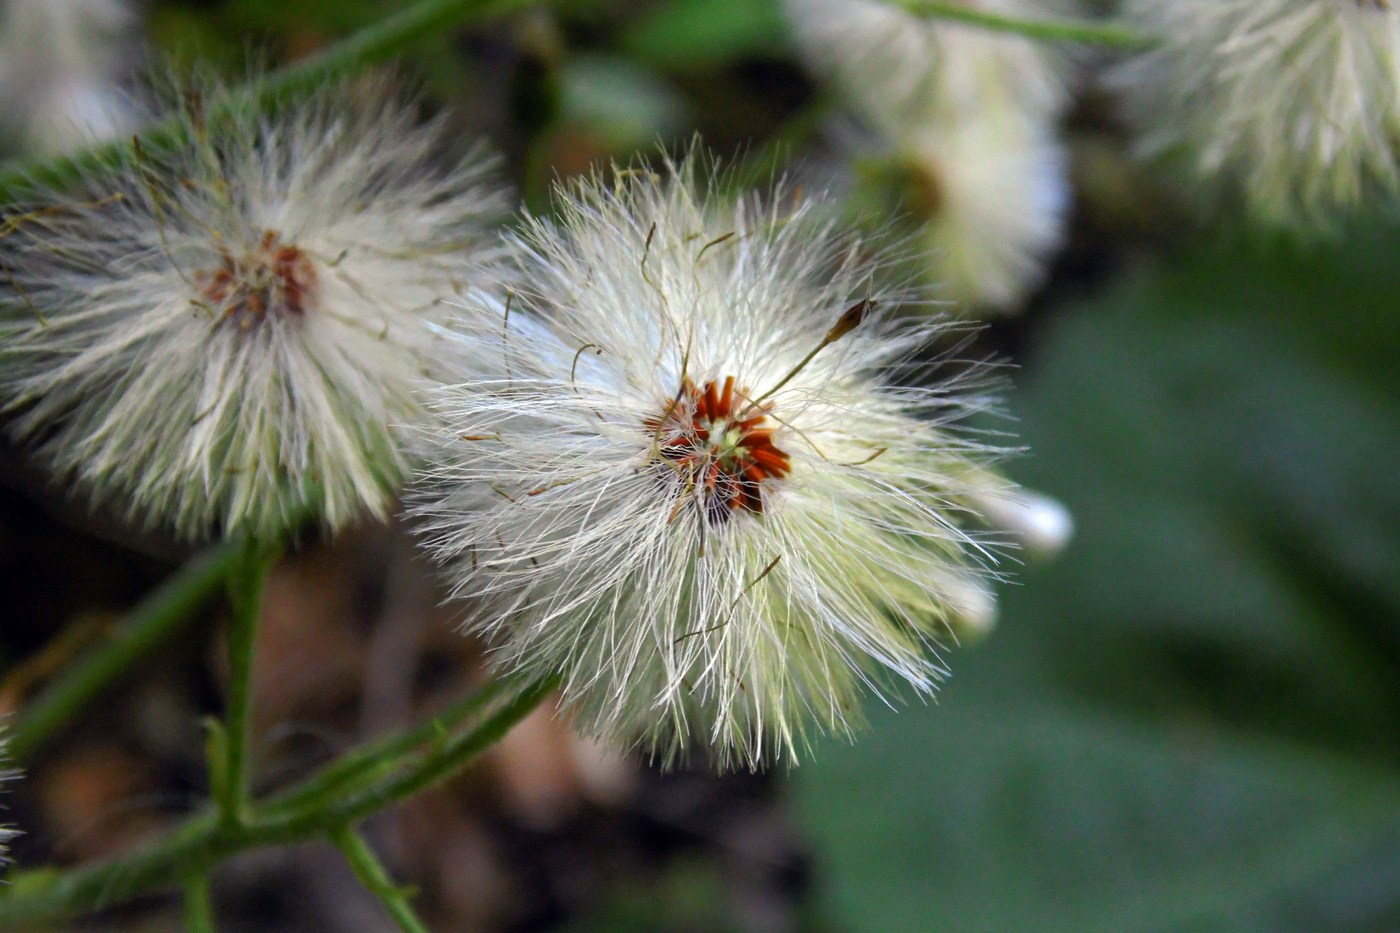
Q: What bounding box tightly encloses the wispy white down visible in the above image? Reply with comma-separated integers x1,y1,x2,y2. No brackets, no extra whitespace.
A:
412,152,1025,770
0,81,510,541
1116,0,1400,226
968,479,1072,559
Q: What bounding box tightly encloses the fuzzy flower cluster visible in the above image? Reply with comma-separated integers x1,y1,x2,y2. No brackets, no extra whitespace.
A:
0,66,1070,767
0,81,508,540
784,0,1075,312
1117,0,1400,225
412,156,1066,768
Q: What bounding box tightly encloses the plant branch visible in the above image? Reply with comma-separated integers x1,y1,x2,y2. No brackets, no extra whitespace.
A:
262,674,512,817
889,0,1150,49
0,0,540,203
330,826,430,933
0,674,557,925
217,540,275,831
257,674,559,836
8,544,239,762
182,871,217,933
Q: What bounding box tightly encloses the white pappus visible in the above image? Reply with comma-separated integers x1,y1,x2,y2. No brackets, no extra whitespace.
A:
783,0,1078,134
1116,0,1400,226
0,79,510,541
412,151,1061,769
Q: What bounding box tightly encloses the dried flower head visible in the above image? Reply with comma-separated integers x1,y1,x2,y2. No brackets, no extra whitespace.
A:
412,151,1047,769
0,80,509,541
1116,0,1400,225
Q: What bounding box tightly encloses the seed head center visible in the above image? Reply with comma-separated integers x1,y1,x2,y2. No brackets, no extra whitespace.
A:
199,229,318,330
646,375,791,524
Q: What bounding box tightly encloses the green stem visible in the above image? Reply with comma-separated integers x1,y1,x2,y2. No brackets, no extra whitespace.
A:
889,0,1150,49
0,675,556,925
238,675,558,843
0,0,540,203
263,675,512,817
218,540,275,831
182,871,217,933
8,544,239,762
330,826,430,933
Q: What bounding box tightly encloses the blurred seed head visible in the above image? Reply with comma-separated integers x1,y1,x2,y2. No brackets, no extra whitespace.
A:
1115,0,1400,227
784,0,1078,132
784,0,1076,312
903,111,1070,312
0,77,512,542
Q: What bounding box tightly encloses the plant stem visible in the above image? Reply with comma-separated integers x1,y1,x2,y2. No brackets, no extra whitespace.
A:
218,540,275,831
182,871,217,933
0,0,540,203
0,674,557,925
8,544,239,762
255,674,558,835
330,826,430,933
263,675,512,817
889,0,1150,49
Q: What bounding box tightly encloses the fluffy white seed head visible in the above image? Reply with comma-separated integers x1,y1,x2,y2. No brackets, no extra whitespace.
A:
412,151,1029,770
1116,0,1400,226
0,80,510,541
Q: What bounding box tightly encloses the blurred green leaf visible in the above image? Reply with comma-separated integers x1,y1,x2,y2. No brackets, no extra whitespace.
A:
620,0,789,69
559,55,689,148
206,0,389,36
800,699,1400,933
561,858,744,933
795,221,1400,932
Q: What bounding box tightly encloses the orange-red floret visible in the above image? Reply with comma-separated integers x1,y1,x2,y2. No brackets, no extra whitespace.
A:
645,375,792,523
198,229,318,330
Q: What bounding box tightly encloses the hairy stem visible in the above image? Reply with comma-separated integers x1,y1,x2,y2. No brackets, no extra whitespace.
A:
182,871,217,933
263,675,512,817
330,826,431,933
8,544,239,762
0,675,557,925
258,675,558,835
0,0,540,203
890,0,1150,49
218,540,275,831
